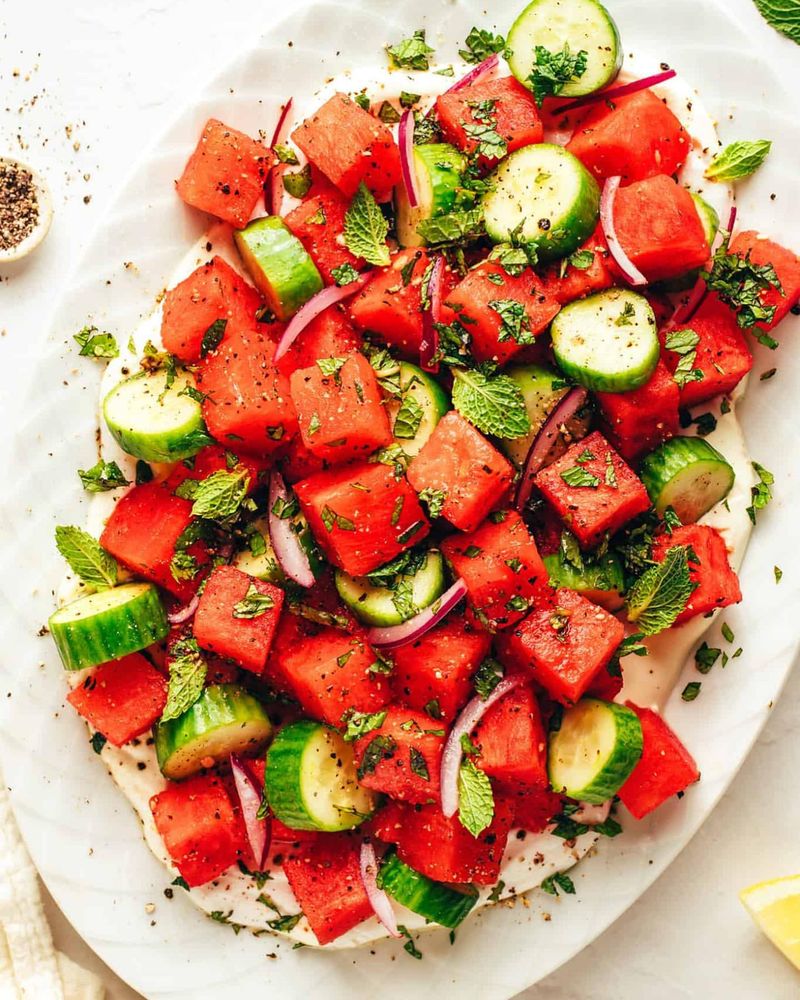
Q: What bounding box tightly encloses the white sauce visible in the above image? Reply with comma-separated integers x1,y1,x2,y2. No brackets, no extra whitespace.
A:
60,55,751,948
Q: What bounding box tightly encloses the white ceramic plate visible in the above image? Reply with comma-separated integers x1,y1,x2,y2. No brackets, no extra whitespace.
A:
1,0,798,996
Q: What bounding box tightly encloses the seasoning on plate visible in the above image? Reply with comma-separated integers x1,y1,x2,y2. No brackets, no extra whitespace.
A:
0,158,53,262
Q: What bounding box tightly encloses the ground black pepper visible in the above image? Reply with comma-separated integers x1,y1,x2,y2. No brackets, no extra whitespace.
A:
0,160,39,251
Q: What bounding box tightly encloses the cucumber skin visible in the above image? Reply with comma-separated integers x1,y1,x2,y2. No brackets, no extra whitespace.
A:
378,851,479,928
483,145,600,260
234,217,323,320
265,721,374,832
154,684,272,779
49,584,168,671
334,549,446,627
499,364,569,467
551,290,659,392
639,436,735,522
507,0,622,98
396,144,467,249
548,699,643,804
389,363,450,456
543,552,626,611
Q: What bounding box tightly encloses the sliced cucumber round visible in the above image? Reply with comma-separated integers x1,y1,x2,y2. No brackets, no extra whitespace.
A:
266,720,377,832
234,216,323,320
499,365,569,467
482,144,600,260
507,0,622,98
639,436,735,524
544,550,626,611
551,288,659,392
335,549,446,627
233,518,284,584
396,144,467,249
549,698,643,803
49,583,168,672
377,850,478,928
386,363,450,457
154,684,272,780
103,369,210,464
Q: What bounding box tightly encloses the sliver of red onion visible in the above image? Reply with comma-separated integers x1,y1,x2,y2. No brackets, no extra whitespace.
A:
230,753,271,869
268,471,315,588
600,176,648,286
359,841,402,938
273,275,370,361
398,111,419,209
366,578,467,651
445,53,500,94
167,592,200,626
514,387,588,511
554,68,677,115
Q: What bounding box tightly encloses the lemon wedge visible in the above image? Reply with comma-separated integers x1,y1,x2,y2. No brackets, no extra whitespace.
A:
740,875,800,970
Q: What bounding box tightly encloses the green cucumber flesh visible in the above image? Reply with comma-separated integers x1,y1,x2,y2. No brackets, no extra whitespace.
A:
233,518,285,584
396,144,467,249
103,369,210,464
544,550,626,612
266,720,377,831
499,364,569,467
548,698,643,803
482,144,600,260
49,583,168,671
639,436,735,523
378,850,478,928
154,684,273,780
507,0,622,98
551,288,659,392
234,216,323,320
386,362,450,457
335,549,446,627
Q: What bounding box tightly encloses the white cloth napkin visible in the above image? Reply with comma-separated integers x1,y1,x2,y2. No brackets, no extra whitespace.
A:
0,774,105,999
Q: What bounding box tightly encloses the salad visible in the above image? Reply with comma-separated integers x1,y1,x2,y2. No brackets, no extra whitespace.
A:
49,0,800,952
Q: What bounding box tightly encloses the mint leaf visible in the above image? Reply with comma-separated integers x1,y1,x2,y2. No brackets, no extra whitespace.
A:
625,545,694,635
409,746,429,780
161,637,206,722
665,328,704,388
393,392,424,440
417,208,484,248
331,263,360,287
176,469,249,521
357,734,397,779
754,0,800,44
561,466,601,488
747,461,774,524
463,123,507,161
704,237,783,329
459,27,506,64
316,356,348,379
451,367,530,438
387,29,434,70
488,299,534,345
473,657,504,700
458,758,494,837
344,183,390,267
342,709,388,742
418,487,446,519
74,326,118,359
200,318,227,357
528,44,588,106
170,551,199,583
540,872,576,895
78,459,130,493
705,140,772,182
232,584,275,619
55,525,118,591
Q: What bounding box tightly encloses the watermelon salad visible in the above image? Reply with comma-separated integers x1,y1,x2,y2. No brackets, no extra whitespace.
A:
50,0,799,952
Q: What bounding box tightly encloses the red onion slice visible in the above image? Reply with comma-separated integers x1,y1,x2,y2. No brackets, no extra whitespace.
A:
554,68,677,115
274,275,370,361
366,578,468,651
514,387,588,511
440,676,524,818
270,98,294,148
359,841,402,938
420,255,444,372
398,111,419,209
571,800,612,825
600,176,648,287
264,99,294,217
268,471,315,588
445,52,500,94
167,592,200,626
230,753,271,868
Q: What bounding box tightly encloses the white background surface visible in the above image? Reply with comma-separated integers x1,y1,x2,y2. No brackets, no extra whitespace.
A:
1,0,799,997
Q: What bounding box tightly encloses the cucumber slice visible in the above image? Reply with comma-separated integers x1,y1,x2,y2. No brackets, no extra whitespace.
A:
49,583,168,671
499,365,568,466
377,850,478,929
544,550,626,611
548,698,643,804
395,144,467,249
234,216,323,320
507,0,622,98
335,549,446,627
386,363,450,457
551,289,659,392
266,720,377,832
233,518,284,584
639,436,735,523
103,369,210,464
482,144,600,260
154,684,273,780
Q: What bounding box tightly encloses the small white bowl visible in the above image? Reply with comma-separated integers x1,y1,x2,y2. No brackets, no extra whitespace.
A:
0,158,53,264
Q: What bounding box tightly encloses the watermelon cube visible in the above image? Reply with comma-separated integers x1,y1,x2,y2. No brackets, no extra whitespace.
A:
353,705,444,804
534,431,651,548
441,510,548,630
348,249,431,358
294,461,429,577
176,118,273,228
67,653,167,747
496,588,625,705
596,359,681,461
618,703,700,819
473,683,548,788
729,231,800,331
542,225,616,305
284,179,365,284
506,784,564,833
651,524,741,624
407,411,515,532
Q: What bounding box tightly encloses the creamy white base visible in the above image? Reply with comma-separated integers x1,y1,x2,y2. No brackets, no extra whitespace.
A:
59,54,749,948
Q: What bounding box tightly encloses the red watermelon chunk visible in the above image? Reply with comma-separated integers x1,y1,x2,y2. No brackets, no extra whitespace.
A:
729,231,800,331
651,524,741,624
353,705,444,804
596,359,681,461
542,225,616,305
284,180,365,284
473,683,548,789
348,249,431,358
275,304,363,379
